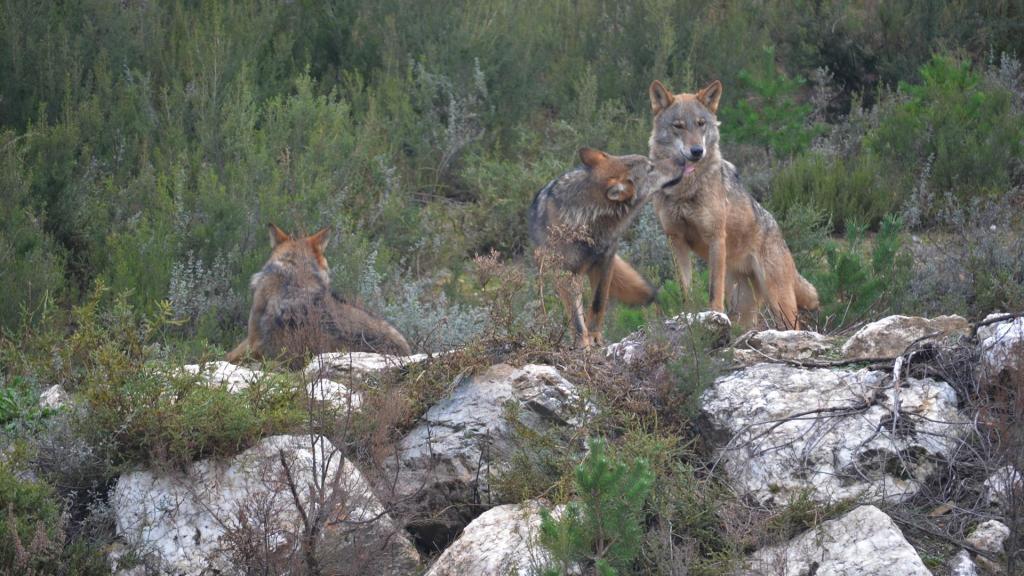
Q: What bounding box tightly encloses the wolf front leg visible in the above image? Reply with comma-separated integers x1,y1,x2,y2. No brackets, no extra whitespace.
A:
555,273,591,348
666,233,693,301
227,290,268,362
586,256,616,346
708,235,728,312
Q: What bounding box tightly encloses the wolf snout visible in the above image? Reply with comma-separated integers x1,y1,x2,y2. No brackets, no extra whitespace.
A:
687,145,704,160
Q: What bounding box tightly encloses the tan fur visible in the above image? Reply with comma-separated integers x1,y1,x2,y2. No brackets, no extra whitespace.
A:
227,224,411,366
649,80,818,329
598,255,657,306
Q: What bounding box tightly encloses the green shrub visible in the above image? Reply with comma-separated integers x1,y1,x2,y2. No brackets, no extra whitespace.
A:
768,151,895,232
811,214,912,329
868,55,1023,223
539,438,654,576
720,46,825,158
0,464,109,575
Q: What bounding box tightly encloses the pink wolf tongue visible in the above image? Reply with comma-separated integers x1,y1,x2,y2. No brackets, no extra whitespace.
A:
684,163,696,175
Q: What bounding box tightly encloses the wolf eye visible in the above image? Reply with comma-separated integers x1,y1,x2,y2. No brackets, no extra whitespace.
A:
697,118,706,127
672,121,686,130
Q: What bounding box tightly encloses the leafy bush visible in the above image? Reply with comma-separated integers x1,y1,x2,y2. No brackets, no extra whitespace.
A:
539,438,654,576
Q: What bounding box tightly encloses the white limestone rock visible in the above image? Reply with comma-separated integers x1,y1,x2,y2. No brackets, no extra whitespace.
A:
38,384,70,410
304,351,433,379
701,363,966,504
112,435,419,575
983,465,1023,511
745,505,930,575
606,310,731,365
424,502,557,576
733,329,835,365
948,550,979,576
306,377,362,411
393,364,588,548
180,361,264,393
965,519,1009,555
977,314,1024,386
841,314,969,359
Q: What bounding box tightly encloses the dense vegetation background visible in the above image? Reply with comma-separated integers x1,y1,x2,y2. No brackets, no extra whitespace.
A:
0,1,1023,572
2,0,1023,349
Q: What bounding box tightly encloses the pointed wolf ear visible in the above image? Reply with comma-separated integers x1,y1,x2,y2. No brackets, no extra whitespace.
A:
308,227,331,251
579,147,608,168
649,80,674,115
268,223,291,247
697,80,723,114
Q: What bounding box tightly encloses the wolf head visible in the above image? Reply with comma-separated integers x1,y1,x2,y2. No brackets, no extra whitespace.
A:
648,79,723,175
578,147,682,205
258,224,332,288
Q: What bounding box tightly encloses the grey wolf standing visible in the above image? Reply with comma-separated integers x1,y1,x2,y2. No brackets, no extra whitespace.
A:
529,148,682,347
227,224,411,365
648,79,818,328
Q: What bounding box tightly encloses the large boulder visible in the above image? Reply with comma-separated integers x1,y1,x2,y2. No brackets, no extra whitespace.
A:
701,363,965,504
112,435,419,575
606,311,731,365
745,505,930,575
424,502,555,576
393,364,588,549
841,314,969,359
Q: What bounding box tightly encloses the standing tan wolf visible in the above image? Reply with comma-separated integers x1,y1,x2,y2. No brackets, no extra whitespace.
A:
648,79,818,329
529,147,682,348
226,224,411,365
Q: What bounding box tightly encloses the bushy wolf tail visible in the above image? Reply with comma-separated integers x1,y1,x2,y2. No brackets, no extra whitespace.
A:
609,255,657,306
794,274,819,311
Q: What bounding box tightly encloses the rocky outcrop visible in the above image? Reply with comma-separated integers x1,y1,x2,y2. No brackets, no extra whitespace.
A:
112,435,419,575
393,364,587,549
606,311,731,365
745,505,931,575
424,502,556,576
732,329,836,365
841,314,969,359
701,363,965,504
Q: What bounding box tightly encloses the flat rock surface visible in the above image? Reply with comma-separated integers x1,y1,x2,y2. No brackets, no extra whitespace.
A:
733,329,835,365
841,314,969,359
304,351,433,379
